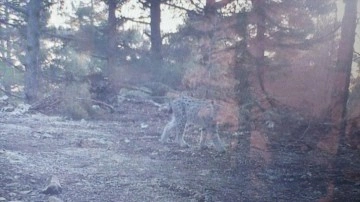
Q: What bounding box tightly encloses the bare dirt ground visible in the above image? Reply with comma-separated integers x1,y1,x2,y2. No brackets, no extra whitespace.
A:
1,100,360,202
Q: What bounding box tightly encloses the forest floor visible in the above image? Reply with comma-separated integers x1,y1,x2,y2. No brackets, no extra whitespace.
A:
0,100,360,202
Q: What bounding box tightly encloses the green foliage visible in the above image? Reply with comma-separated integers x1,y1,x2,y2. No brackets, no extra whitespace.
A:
349,75,360,104
0,62,24,89
154,61,185,88
119,29,145,49
76,6,94,21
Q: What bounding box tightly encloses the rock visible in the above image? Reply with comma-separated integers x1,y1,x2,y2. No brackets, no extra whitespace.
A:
140,123,148,129
19,190,32,195
3,105,14,112
48,196,64,202
0,95,9,101
41,176,62,195
124,138,130,143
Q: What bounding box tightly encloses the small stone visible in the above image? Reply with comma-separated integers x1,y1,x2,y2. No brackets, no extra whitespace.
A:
124,138,130,143
0,197,7,201
42,133,54,139
19,190,32,195
41,176,62,195
4,106,15,112
0,95,9,101
140,123,148,129
48,196,64,202
199,169,211,176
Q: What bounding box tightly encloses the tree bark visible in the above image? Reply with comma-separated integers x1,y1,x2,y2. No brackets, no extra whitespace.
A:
246,1,273,199
251,0,266,93
247,0,273,109
3,0,11,60
4,0,12,94
150,0,162,63
24,0,41,103
317,2,357,201
321,0,357,155
107,0,117,73
336,0,357,134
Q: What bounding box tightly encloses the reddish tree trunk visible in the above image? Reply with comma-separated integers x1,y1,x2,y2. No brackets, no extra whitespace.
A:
251,0,266,93
318,0,357,200
318,0,357,155
247,0,272,110
336,0,357,133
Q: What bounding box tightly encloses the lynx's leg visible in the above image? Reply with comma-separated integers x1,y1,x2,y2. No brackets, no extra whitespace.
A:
160,115,176,143
211,124,226,152
174,121,189,147
199,128,208,149
199,124,225,152
212,133,225,152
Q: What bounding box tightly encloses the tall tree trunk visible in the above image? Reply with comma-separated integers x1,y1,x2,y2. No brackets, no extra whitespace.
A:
248,0,273,109
0,0,12,95
5,0,11,60
24,0,41,103
4,0,12,94
107,0,117,74
234,11,253,197
320,0,358,155
150,0,162,63
336,0,357,136
246,1,272,199
318,0,357,200
251,0,266,93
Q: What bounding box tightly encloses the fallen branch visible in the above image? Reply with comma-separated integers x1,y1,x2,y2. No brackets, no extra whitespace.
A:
75,97,115,113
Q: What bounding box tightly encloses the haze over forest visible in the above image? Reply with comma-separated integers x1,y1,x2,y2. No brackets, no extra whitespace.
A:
0,0,359,201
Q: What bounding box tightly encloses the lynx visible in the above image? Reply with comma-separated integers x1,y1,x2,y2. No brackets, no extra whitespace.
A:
160,96,225,152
